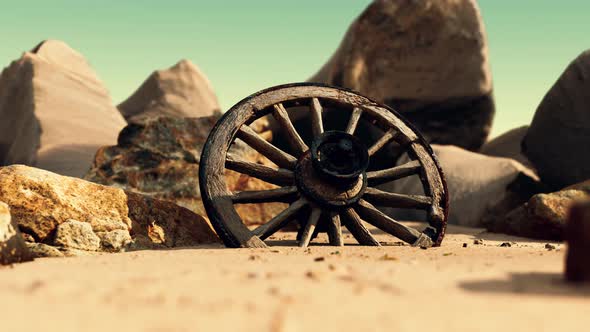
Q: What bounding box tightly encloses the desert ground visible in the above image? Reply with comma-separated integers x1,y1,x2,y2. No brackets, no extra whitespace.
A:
2,224,588,332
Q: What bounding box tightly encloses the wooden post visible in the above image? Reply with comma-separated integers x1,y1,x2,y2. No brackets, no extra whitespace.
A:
566,200,590,283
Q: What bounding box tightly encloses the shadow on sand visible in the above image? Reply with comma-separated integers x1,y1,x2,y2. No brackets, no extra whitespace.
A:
460,272,590,297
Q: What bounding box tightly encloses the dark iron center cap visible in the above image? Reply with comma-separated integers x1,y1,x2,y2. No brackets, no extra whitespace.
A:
295,131,368,208
310,131,369,182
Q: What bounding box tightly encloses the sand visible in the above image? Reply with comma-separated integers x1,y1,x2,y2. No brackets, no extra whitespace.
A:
1,224,589,332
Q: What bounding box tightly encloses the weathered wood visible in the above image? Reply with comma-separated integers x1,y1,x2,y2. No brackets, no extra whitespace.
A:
345,107,363,135
237,124,297,169
327,213,344,246
253,198,308,240
341,207,380,246
299,208,322,248
310,98,324,137
566,201,590,283
368,129,397,156
367,160,422,186
355,199,422,244
199,83,448,248
225,154,294,186
230,186,298,204
363,187,432,209
273,103,309,156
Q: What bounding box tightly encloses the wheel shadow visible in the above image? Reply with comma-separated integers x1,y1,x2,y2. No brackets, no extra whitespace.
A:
459,272,590,297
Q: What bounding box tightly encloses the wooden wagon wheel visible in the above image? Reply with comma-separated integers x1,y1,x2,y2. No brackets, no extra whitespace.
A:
199,83,448,248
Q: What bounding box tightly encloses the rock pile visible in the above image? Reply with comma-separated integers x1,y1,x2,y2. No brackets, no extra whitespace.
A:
0,165,219,257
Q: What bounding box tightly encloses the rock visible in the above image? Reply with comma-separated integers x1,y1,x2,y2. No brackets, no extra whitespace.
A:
0,165,220,252
0,202,33,265
0,40,126,177
126,192,219,248
97,230,133,251
309,0,494,151
85,116,285,227
53,220,101,251
566,201,590,283
523,50,590,189
480,126,532,168
487,186,590,240
383,145,542,227
118,60,220,122
26,243,64,258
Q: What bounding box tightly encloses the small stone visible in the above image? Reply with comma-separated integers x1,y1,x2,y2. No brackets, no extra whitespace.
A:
545,243,556,251
379,254,398,261
462,243,468,248
26,243,64,258
314,257,325,262
500,242,512,247
53,220,100,251
473,239,484,245
97,230,133,252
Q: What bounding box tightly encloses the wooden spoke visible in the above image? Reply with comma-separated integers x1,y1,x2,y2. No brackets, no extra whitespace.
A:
327,213,344,246
341,208,380,246
367,160,422,186
310,98,324,137
368,129,397,157
355,199,422,244
345,107,363,135
363,187,432,209
237,125,297,169
230,186,298,204
252,198,308,240
225,154,294,186
273,103,309,156
299,208,322,248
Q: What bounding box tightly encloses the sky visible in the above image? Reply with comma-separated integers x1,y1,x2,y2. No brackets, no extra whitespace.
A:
1,0,589,137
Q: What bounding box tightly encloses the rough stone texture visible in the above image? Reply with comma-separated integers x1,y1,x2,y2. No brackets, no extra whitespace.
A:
487,184,590,241
53,220,101,251
118,60,220,122
566,200,590,283
126,192,219,248
523,50,590,189
0,165,220,253
0,202,33,265
97,230,133,252
309,0,494,150
0,40,126,177
26,243,64,258
0,165,131,242
480,126,532,168
85,116,284,227
384,145,542,227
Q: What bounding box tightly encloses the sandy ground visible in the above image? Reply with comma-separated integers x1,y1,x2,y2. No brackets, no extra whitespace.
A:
1,224,589,332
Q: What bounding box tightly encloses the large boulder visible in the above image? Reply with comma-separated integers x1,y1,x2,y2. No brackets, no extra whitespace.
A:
0,165,219,256
383,145,542,227
480,126,532,168
309,0,494,151
487,181,590,240
85,116,284,227
0,40,126,177
523,50,590,189
0,201,33,265
118,60,220,122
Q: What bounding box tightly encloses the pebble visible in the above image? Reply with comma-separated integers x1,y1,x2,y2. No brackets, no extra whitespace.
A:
462,243,468,248
473,239,484,245
545,243,556,251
